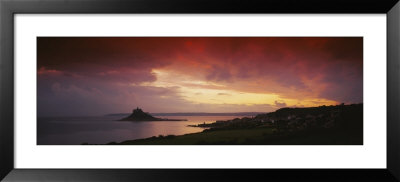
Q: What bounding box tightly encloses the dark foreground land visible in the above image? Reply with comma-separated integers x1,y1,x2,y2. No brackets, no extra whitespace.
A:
107,104,363,145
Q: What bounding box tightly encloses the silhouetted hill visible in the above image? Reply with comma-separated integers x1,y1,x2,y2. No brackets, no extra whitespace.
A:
191,103,363,139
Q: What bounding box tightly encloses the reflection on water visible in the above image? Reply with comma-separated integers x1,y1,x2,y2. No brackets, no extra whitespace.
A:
37,115,244,145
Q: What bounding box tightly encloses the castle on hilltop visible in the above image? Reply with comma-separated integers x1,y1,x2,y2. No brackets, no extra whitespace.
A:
118,107,187,122
133,107,143,113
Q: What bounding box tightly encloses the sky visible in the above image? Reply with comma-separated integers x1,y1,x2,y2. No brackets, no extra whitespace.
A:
37,37,363,116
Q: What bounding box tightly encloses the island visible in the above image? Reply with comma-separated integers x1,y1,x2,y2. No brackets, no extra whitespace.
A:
118,107,187,121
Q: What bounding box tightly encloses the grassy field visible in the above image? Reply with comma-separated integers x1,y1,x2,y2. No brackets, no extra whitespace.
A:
112,126,362,145
116,127,274,145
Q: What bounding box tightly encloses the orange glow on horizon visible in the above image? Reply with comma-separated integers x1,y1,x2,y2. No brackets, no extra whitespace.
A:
139,69,339,109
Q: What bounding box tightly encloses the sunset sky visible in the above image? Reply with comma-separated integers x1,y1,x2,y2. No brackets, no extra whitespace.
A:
37,37,363,116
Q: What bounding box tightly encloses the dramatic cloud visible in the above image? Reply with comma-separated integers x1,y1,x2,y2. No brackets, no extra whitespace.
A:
37,37,362,116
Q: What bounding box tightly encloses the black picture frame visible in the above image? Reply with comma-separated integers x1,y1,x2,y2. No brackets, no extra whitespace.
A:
1,0,399,181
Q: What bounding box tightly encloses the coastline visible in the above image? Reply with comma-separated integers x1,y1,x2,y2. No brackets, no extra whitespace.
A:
100,104,363,145
117,118,188,122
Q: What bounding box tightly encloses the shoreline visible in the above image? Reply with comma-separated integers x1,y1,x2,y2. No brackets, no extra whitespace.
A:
101,104,363,145
117,118,188,122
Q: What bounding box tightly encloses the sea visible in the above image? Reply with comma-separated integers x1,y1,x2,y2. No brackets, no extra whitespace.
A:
37,115,249,145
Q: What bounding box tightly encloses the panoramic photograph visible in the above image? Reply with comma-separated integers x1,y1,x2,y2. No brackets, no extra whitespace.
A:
37,37,363,145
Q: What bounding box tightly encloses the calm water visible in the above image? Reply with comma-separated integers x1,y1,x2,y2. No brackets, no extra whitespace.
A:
37,115,244,145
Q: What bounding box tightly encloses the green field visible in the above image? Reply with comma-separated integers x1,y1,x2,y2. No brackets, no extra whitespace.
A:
114,127,273,145
112,126,361,145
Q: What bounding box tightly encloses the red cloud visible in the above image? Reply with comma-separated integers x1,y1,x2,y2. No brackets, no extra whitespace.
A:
37,37,362,115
